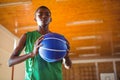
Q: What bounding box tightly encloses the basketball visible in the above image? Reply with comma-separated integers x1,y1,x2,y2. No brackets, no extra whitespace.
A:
38,33,68,62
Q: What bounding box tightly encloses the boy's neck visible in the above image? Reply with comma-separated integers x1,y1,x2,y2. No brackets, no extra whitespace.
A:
37,26,50,35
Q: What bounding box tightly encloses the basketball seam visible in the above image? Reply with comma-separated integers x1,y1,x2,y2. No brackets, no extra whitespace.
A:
43,37,66,43
40,47,67,52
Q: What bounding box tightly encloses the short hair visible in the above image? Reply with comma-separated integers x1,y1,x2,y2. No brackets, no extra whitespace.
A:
34,6,51,15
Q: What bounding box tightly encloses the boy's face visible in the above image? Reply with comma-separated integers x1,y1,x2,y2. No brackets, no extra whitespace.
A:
35,8,51,27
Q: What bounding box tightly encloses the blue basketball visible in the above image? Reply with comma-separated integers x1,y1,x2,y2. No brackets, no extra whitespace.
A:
38,33,68,62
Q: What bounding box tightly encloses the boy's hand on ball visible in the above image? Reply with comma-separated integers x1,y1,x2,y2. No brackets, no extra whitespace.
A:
63,57,72,69
63,50,72,69
31,35,44,58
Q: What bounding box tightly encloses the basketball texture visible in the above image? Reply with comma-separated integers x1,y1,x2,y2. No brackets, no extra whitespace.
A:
38,33,68,62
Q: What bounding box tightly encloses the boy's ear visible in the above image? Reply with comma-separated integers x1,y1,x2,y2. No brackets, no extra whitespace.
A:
34,18,36,21
50,18,52,22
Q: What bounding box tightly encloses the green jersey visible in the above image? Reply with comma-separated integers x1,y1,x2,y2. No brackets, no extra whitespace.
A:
24,31,63,80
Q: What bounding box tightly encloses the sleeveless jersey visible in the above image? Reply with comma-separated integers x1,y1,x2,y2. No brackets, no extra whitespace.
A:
24,31,63,80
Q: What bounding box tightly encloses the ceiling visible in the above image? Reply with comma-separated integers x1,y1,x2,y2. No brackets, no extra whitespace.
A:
0,0,120,59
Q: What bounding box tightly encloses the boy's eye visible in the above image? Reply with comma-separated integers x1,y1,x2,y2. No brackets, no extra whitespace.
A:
37,13,43,16
37,12,50,16
45,13,50,16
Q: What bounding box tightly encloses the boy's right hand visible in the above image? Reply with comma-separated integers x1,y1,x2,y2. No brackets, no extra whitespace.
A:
30,35,44,58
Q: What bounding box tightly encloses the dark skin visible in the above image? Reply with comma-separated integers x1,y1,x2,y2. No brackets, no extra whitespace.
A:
8,7,72,69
